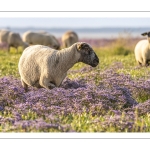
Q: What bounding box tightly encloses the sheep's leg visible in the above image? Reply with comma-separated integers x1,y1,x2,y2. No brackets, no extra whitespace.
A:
16,47,18,53
55,73,67,87
39,76,56,90
7,45,11,53
48,82,56,89
33,80,42,88
21,79,28,92
137,61,142,66
143,59,149,67
146,60,150,66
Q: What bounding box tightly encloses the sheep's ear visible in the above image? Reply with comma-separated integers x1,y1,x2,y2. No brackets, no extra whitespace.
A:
77,42,82,51
141,32,148,36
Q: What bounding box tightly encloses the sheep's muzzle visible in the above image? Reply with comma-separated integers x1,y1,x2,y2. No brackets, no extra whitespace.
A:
90,55,99,67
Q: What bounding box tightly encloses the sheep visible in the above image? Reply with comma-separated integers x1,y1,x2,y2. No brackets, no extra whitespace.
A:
22,31,60,50
0,29,28,52
18,42,99,91
42,33,60,50
134,31,150,66
51,35,60,50
62,31,79,48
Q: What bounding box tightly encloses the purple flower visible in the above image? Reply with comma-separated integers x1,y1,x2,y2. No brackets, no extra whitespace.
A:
0,62,150,132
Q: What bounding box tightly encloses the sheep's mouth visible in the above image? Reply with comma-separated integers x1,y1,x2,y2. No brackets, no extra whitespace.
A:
90,63,98,67
53,45,60,50
90,59,99,67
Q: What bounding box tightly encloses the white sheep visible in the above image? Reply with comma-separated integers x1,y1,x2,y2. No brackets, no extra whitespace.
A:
18,42,99,91
43,33,60,50
62,31,79,48
0,29,28,52
37,31,60,49
134,31,150,66
22,31,60,50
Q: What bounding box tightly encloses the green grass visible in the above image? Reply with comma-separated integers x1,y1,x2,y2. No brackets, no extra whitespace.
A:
60,112,150,132
0,47,22,77
1,111,150,132
0,45,148,79
0,42,150,132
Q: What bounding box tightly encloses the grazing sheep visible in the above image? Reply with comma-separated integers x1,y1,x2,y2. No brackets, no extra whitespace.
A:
62,31,79,48
42,33,60,50
0,29,28,52
51,35,60,49
37,31,60,49
22,31,60,50
134,31,150,66
18,42,99,91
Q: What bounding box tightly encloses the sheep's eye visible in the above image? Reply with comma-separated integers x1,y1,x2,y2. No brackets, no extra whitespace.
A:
88,51,91,55
84,46,89,50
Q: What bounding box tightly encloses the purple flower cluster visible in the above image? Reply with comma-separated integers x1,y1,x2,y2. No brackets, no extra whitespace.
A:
57,38,142,48
0,63,150,132
78,38,142,48
79,39,116,47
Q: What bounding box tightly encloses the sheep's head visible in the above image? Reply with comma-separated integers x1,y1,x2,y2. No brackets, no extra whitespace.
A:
48,44,60,50
141,32,150,37
53,44,60,50
22,42,29,49
48,35,60,50
77,42,99,67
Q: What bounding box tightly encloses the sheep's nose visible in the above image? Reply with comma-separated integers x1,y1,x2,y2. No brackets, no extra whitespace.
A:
94,58,99,64
96,58,99,63
91,57,99,67
95,56,99,63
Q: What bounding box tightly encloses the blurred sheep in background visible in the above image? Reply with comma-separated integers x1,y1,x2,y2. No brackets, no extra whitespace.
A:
0,29,28,52
134,31,150,66
22,31,60,50
62,31,79,48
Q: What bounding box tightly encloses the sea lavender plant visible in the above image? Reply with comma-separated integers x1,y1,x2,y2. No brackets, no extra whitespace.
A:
0,61,150,132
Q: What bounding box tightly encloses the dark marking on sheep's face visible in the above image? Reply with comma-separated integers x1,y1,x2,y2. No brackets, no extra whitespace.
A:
141,31,150,37
77,42,99,67
23,42,29,49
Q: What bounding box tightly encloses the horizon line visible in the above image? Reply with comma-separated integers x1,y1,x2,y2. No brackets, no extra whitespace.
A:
0,26,150,29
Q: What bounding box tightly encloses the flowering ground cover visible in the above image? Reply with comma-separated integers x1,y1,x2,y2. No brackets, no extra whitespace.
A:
0,38,150,132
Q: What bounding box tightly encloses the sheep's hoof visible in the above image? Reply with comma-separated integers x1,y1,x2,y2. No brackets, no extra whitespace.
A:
24,88,28,92
48,83,56,89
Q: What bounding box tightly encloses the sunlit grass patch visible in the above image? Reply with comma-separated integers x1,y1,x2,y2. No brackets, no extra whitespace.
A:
0,36,150,132
59,111,150,132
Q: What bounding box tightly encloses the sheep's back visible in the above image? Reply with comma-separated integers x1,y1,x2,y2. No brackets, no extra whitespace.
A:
19,45,57,70
134,40,150,62
19,45,57,82
0,30,10,43
135,40,149,55
8,32,23,45
23,32,44,45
